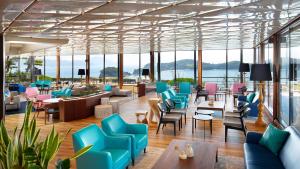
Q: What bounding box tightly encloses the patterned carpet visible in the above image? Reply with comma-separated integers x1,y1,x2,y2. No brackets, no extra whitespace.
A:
131,146,244,169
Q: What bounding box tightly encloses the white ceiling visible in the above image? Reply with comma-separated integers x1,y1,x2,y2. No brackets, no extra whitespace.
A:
1,0,300,54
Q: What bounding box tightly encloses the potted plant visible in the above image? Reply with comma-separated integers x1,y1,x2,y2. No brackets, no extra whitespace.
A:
0,101,92,169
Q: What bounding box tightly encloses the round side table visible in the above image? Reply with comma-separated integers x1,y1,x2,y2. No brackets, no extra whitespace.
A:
195,110,214,116
192,114,213,139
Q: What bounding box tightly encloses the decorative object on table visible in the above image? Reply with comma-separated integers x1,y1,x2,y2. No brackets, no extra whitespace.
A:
174,145,187,160
250,63,272,127
78,69,85,85
185,144,194,158
0,102,92,169
239,63,250,83
142,68,150,80
208,97,214,106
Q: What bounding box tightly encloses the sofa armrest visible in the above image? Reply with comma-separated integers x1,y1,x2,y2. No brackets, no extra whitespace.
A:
246,132,263,144
127,124,148,134
105,136,131,150
77,150,113,169
238,95,247,102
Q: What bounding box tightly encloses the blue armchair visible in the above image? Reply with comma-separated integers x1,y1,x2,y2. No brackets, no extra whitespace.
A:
161,90,187,109
238,92,259,117
168,88,189,102
156,81,169,95
72,124,131,169
179,82,192,96
101,114,148,165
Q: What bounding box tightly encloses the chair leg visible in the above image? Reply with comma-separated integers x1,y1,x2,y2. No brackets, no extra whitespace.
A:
156,122,161,134
185,114,186,124
132,159,135,166
210,120,212,135
174,122,176,136
178,120,181,131
144,148,146,153
225,126,228,142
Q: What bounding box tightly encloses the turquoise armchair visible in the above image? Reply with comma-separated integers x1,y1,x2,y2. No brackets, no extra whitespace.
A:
156,81,169,95
101,114,148,165
168,88,189,102
161,90,188,109
72,124,131,169
179,82,192,96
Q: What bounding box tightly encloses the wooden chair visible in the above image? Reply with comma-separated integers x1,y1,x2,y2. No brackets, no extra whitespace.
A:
223,105,250,142
44,103,59,124
165,99,187,125
156,103,182,136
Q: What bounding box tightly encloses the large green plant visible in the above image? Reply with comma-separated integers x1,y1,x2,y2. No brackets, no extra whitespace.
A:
0,102,92,169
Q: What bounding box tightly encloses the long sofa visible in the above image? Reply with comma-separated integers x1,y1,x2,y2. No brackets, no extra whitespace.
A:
244,126,300,169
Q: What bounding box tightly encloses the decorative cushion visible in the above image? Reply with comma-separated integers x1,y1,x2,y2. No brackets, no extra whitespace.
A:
246,93,255,103
259,124,290,155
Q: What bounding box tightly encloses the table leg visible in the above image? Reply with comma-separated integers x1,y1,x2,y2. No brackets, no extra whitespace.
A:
192,117,194,134
210,120,212,135
204,121,205,140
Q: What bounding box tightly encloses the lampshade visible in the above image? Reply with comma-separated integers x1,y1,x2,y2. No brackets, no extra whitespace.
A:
142,69,149,76
239,63,250,72
250,64,272,81
78,69,85,75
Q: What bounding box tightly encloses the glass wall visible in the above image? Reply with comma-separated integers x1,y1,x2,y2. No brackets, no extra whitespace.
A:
60,48,72,80
90,53,104,83
45,48,56,79
280,32,290,125
176,51,194,81
264,43,274,113
243,49,254,91
202,50,226,89
160,52,175,81
141,53,150,81
123,54,139,84
104,54,118,84
73,50,86,83
227,49,241,88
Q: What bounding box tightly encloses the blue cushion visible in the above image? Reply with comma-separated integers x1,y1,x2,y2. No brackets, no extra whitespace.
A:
244,143,284,169
247,93,256,103
102,149,130,169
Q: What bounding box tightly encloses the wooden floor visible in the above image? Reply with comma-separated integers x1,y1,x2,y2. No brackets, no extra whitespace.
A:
4,92,265,169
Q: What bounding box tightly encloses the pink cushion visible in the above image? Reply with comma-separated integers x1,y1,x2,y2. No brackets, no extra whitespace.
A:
25,87,39,99
36,94,51,101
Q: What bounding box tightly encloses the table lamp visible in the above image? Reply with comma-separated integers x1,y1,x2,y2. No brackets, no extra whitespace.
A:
78,69,85,84
142,69,149,80
250,64,272,126
239,63,250,83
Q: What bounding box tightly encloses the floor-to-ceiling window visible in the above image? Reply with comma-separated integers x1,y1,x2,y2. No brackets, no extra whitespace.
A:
243,49,254,91
264,42,274,113
60,47,72,81
280,32,290,125
160,52,175,81
227,49,241,88
45,48,56,79
141,53,150,81
202,50,226,89
290,26,300,124
73,49,86,83
175,51,194,82
104,54,118,84
90,50,104,84
123,53,139,84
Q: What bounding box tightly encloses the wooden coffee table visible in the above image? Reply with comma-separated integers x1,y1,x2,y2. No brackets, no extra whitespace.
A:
197,101,225,117
152,139,218,169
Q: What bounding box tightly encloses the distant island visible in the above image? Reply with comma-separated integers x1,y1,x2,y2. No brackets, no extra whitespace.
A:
99,59,241,77
132,59,240,75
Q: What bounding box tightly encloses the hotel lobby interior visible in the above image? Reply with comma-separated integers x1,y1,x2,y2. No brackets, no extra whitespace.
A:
1,1,300,169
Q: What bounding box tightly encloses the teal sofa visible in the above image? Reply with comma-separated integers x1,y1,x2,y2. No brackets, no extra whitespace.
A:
31,80,51,88
51,87,72,98
72,124,131,169
101,114,148,165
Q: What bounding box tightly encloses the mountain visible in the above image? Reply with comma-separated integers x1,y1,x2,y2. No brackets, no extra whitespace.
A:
99,67,130,77
132,59,241,75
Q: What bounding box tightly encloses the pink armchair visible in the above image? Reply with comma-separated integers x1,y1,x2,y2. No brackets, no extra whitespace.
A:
25,87,51,117
231,83,245,95
25,87,39,100
205,83,218,100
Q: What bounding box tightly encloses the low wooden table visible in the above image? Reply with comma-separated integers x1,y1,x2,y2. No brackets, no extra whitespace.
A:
152,139,218,169
197,101,225,117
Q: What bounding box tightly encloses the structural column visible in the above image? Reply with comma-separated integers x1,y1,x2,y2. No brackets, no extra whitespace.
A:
157,51,161,81
0,33,5,120
272,34,280,121
56,47,60,85
197,49,202,85
86,45,90,84
119,53,123,88
240,48,243,83
150,51,155,82
194,50,197,84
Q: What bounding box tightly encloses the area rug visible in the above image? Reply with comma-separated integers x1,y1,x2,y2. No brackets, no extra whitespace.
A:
130,146,243,169
130,147,165,169
215,155,244,169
